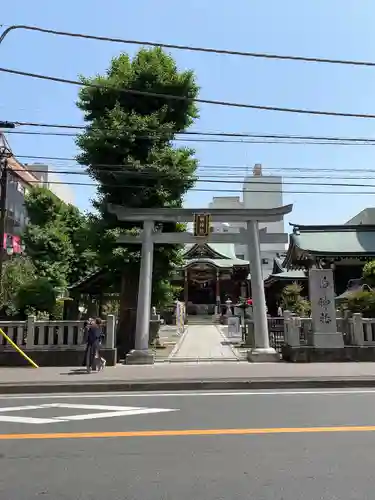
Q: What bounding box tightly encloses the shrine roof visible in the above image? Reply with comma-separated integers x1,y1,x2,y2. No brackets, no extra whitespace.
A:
182,242,249,269
269,269,307,280
184,257,249,269
183,242,240,260
68,268,121,294
284,224,375,267
264,257,307,285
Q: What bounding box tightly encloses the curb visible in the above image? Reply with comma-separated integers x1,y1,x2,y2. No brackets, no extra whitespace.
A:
167,326,190,359
165,358,242,363
2,377,375,394
214,324,241,360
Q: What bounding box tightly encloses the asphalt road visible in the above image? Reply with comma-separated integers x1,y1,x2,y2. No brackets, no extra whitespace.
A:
2,389,375,499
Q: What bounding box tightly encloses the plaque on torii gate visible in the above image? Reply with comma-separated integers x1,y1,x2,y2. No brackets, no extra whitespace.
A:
108,204,293,364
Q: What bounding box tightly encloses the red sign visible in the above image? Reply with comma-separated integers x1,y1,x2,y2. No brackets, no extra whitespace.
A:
3,234,22,254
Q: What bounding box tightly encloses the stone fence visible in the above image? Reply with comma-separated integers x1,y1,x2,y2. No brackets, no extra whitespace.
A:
0,316,116,366
282,312,375,362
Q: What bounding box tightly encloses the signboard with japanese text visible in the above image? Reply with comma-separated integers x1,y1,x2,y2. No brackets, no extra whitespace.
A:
193,213,211,237
309,269,336,334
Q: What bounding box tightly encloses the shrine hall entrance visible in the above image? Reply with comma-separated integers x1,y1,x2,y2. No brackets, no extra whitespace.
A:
184,263,217,316
175,242,250,318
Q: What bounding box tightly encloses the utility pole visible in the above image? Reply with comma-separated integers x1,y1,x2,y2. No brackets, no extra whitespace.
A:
0,122,16,297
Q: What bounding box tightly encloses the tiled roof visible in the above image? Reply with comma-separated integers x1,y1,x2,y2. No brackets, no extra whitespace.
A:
183,242,244,261
0,134,39,185
289,224,375,255
7,156,39,185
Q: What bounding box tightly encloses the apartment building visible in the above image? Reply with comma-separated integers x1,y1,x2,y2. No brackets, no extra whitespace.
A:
208,163,287,279
0,135,39,239
0,136,76,244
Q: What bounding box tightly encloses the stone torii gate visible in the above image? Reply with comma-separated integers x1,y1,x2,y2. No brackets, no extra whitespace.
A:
109,204,293,364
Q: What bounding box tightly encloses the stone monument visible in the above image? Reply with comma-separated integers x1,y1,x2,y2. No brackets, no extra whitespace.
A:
309,269,343,348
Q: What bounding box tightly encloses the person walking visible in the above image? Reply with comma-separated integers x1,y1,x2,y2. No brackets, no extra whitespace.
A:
81,318,93,367
87,318,106,373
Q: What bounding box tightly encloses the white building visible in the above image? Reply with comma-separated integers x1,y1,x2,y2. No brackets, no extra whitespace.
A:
25,163,76,206
208,163,286,278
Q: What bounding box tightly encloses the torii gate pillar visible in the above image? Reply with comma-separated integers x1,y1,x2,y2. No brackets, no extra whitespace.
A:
127,220,155,364
246,220,278,361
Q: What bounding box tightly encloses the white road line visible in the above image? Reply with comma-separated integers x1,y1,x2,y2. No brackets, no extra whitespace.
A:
0,416,65,424
2,389,375,400
46,403,143,411
61,408,178,421
0,405,51,412
0,403,178,424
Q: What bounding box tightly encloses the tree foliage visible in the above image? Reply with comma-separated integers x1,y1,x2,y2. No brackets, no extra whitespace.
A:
17,277,56,316
363,260,375,287
281,282,310,317
22,186,96,288
76,48,199,352
0,256,36,317
344,290,375,317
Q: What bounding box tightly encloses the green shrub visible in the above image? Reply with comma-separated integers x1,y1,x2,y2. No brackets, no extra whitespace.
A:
281,282,310,317
16,278,57,317
345,290,375,318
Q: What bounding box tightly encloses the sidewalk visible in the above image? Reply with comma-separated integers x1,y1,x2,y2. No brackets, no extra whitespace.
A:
2,362,375,394
169,325,238,361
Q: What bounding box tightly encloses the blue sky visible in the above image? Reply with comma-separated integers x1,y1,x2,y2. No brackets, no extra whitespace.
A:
2,0,375,226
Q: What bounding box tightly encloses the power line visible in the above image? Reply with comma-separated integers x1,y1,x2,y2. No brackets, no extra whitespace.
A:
19,178,375,195
10,155,375,174
6,130,375,147
17,166,375,180
11,167,375,189
2,66,375,120
2,24,375,68
10,122,375,144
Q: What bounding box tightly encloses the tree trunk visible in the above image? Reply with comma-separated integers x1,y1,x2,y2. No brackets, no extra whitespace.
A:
116,269,139,359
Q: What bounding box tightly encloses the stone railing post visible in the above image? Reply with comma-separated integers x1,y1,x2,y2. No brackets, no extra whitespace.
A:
105,315,115,349
351,313,364,346
283,311,300,347
26,315,35,349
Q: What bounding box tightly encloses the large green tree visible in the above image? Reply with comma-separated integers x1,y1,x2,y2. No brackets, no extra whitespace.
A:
76,47,199,354
23,186,96,289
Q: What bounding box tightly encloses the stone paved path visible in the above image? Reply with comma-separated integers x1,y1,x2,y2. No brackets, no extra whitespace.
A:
169,324,239,361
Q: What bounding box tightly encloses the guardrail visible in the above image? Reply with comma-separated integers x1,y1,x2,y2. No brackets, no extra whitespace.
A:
0,315,116,350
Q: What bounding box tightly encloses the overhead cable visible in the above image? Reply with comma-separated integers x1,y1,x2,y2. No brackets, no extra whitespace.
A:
14,178,375,195
1,25,375,67
2,66,375,119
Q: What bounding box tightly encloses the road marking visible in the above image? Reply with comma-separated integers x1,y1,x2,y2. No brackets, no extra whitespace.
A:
0,405,50,412
3,425,375,440
2,389,375,400
0,403,178,424
0,416,65,424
